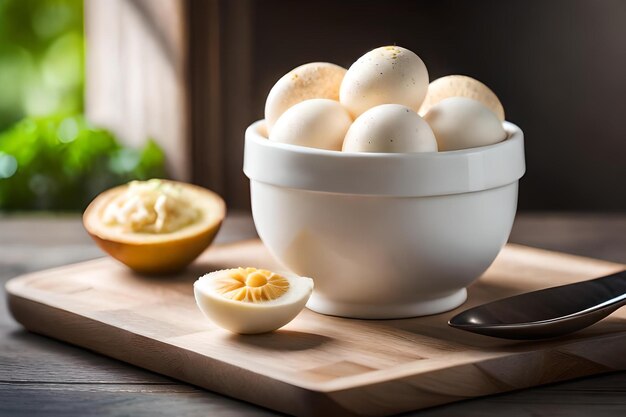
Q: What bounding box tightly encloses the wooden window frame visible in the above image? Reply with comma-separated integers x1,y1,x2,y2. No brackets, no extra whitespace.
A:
85,0,254,210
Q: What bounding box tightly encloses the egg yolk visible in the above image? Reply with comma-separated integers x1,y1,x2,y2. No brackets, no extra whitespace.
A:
213,267,289,302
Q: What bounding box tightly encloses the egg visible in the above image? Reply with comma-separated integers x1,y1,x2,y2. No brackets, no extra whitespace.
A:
419,75,505,121
264,62,347,132
339,46,429,117
423,97,507,151
194,267,314,334
342,104,437,153
269,98,352,151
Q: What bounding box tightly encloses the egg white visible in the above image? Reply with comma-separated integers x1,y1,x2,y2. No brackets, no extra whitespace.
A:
194,270,314,334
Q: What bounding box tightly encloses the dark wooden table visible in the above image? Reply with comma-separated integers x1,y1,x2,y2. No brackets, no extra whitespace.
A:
2,212,626,417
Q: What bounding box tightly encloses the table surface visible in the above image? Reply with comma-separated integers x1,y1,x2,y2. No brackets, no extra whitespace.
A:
1,212,626,417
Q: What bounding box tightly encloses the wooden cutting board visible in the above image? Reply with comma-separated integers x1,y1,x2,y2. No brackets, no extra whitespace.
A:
6,240,626,416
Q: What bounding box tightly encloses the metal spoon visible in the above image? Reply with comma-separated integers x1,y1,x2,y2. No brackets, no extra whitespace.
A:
448,269,626,340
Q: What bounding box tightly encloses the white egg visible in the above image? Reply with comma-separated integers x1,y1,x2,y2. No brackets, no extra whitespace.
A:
264,62,346,132
340,46,429,117
342,104,437,153
194,267,314,334
423,97,507,151
269,99,352,151
419,75,505,121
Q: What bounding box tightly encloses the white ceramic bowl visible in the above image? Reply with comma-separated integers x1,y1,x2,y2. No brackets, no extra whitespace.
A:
243,120,525,319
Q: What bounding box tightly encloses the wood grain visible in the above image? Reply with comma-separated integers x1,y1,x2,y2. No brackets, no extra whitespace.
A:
6,239,626,417
0,384,276,417
186,0,254,208
85,0,189,180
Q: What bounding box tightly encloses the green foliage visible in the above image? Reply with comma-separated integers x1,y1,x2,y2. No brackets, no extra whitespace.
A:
0,0,84,130
0,1,168,211
0,114,167,211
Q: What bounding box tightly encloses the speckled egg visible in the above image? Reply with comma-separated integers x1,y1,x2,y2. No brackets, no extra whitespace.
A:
342,104,437,153
339,46,429,117
419,75,505,121
264,62,347,133
423,97,507,151
269,99,352,151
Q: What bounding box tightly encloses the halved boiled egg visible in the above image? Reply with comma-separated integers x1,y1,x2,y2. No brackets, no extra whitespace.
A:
84,180,225,274
194,267,314,334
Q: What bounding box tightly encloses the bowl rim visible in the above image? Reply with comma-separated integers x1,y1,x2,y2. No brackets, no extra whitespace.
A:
244,119,525,197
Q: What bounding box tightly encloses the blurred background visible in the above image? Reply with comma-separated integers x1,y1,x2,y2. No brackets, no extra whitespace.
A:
0,0,625,212
0,0,165,211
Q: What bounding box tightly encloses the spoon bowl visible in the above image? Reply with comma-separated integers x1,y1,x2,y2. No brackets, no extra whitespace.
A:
449,269,626,339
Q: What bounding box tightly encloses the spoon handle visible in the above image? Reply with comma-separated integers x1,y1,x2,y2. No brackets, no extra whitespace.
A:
449,269,626,339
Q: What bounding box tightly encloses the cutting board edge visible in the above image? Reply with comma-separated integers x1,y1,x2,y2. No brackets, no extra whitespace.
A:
6,290,365,417
9,291,626,416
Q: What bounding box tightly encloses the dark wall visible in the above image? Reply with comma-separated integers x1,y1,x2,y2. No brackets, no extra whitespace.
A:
247,0,626,211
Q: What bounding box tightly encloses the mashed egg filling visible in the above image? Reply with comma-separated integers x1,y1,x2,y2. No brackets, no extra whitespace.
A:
102,179,199,233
